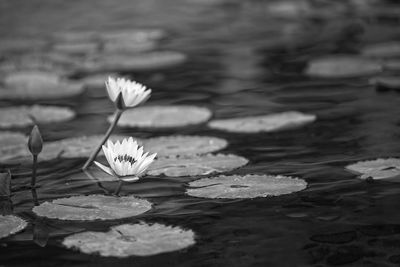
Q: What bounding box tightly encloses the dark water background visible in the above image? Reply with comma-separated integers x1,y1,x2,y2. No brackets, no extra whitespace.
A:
2,0,400,266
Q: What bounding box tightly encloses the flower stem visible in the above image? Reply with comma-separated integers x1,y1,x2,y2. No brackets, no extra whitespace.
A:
82,109,123,170
31,155,38,187
113,180,123,196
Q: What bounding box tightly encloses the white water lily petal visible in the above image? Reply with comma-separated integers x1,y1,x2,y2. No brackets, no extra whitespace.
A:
94,161,115,176
105,77,151,108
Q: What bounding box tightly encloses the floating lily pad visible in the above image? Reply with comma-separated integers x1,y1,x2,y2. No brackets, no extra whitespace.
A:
33,195,152,221
362,42,400,58
370,76,400,90
111,105,212,128
0,71,85,100
305,56,382,78
147,154,248,177
186,174,307,199
80,51,186,73
0,215,27,239
100,29,166,43
383,60,400,71
0,135,130,163
346,158,400,180
208,111,316,133
142,135,227,157
53,31,99,43
53,42,99,55
0,39,48,53
103,40,157,53
0,105,75,128
63,222,195,257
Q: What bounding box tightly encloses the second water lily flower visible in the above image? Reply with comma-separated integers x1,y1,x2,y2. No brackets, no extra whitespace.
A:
106,77,151,109
94,137,157,182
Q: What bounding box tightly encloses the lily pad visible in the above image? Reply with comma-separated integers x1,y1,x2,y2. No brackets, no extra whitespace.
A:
0,105,75,128
370,76,400,90
305,56,382,78
0,71,85,100
100,29,166,43
111,105,212,128
80,51,187,73
186,174,307,199
346,158,400,180
0,131,26,148
383,60,400,71
0,135,130,163
53,42,99,55
63,222,195,257
0,215,28,239
103,40,157,53
147,154,248,177
362,42,400,58
33,195,152,221
208,111,316,133
142,135,227,157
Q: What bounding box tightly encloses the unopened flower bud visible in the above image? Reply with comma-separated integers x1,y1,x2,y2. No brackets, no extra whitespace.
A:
28,125,43,156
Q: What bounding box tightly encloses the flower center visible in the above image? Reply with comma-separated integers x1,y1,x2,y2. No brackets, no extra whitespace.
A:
114,154,137,165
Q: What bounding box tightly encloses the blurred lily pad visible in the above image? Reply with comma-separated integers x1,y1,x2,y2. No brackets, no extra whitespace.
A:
100,29,166,43
208,111,316,133
53,42,99,55
0,135,129,163
0,71,85,100
186,174,307,199
305,56,382,78
370,76,400,90
383,60,400,71
147,154,248,177
63,222,195,257
0,38,48,53
0,131,26,148
33,195,152,221
142,135,227,157
80,51,186,73
362,42,400,58
0,105,75,128
111,105,212,128
0,215,27,239
103,40,157,54
346,158,400,180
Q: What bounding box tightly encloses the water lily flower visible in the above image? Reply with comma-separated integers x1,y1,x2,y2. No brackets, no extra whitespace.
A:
94,137,156,182
106,77,151,109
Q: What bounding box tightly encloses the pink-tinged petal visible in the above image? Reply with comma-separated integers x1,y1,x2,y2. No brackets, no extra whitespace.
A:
94,161,115,176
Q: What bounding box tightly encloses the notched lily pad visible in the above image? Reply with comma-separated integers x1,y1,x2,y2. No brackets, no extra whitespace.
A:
63,222,195,257
142,135,227,157
0,135,130,163
362,42,400,58
0,71,85,100
0,105,75,128
147,154,248,177
208,111,316,133
0,215,28,239
186,174,307,199
80,51,186,73
305,56,382,78
111,105,212,128
346,158,400,180
33,195,152,221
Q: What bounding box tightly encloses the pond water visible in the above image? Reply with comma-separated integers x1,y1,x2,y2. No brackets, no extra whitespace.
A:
2,0,400,266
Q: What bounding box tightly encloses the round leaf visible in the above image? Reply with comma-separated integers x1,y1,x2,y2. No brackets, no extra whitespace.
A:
0,215,27,239
63,222,195,257
305,56,382,78
111,105,212,128
208,111,316,133
0,105,75,128
147,154,248,177
186,174,307,199
33,195,152,221
346,158,400,180
142,135,227,157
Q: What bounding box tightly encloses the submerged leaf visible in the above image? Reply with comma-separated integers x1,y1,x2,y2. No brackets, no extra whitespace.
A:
0,215,27,239
208,111,316,133
63,222,195,257
186,174,307,199
33,195,152,221
0,71,85,100
142,135,227,157
111,105,212,128
305,56,382,78
0,105,75,128
346,158,400,180
362,42,400,58
147,154,248,177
